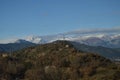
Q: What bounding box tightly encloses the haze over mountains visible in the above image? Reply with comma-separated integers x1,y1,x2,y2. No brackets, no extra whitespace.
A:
0,28,120,59
0,29,120,79
1,28,120,48
24,32,120,48
0,39,36,53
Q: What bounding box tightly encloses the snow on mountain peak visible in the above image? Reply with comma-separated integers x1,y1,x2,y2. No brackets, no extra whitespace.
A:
111,34,120,39
82,34,106,39
25,36,42,44
0,28,120,48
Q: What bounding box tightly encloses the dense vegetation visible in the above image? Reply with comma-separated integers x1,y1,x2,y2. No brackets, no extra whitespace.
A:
0,41,120,80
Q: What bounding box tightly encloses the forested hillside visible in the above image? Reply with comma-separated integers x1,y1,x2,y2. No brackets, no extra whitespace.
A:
0,41,120,80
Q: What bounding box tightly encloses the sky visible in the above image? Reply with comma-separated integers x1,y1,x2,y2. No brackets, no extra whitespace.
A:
0,0,120,39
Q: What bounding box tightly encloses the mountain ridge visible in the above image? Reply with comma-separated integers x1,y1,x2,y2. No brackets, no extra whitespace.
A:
7,33,120,48
1,30,120,48
0,40,120,80
0,40,120,59
0,40,36,52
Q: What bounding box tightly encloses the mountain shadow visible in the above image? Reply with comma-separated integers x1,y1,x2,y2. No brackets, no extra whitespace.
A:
71,41,120,59
0,39,36,52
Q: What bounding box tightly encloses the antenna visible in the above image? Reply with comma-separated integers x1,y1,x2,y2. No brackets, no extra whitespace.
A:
62,34,65,40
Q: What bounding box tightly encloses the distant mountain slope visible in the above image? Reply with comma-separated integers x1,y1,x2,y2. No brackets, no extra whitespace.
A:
24,33,120,48
71,41,120,58
115,48,120,52
0,39,36,52
0,39,120,59
1,32,120,48
0,40,120,80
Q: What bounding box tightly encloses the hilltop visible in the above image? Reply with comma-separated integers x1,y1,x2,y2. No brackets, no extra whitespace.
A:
0,40,120,80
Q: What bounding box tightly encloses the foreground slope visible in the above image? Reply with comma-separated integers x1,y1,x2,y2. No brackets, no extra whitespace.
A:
0,41,120,80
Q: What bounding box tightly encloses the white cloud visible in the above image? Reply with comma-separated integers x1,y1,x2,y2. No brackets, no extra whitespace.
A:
64,27,120,35
0,27,120,44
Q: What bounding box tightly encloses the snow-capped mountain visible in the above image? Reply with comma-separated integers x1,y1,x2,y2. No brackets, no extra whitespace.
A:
69,33,120,48
24,35,72,44
16,33,119,48
0,28,120,48
25,36,44,44
1,28,120,59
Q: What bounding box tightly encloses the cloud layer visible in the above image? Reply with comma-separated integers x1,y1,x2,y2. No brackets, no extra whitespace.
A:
0,27,120,44
64,27,120,35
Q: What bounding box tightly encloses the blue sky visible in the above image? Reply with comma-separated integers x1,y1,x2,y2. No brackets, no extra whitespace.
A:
0,0,120,39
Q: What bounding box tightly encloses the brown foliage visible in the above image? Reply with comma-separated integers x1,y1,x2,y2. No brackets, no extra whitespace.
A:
0,41,119,80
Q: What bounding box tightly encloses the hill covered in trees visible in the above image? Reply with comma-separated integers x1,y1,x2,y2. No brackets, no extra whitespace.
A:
0,40,120,80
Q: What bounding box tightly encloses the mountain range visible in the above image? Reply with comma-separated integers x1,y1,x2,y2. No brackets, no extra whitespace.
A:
23,33,120,48
0,40,120,80
0,30,120,59
0,39,36,53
